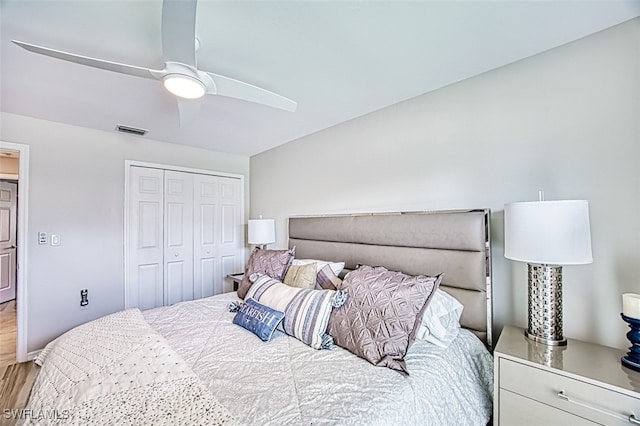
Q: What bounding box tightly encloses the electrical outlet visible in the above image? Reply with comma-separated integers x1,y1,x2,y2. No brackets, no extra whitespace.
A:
80,289,88,309
38,231,47,245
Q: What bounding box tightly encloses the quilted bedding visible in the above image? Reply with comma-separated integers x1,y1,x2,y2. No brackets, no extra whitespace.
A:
23,309,236,425
143,292,494,426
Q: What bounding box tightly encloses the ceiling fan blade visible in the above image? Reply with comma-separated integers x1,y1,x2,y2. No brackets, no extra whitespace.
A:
204,72,297,112
176,98,202,127
161,0,197,67
12,40,157,80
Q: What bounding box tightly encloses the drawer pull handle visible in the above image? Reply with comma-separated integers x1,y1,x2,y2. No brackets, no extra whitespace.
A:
557,391,637,424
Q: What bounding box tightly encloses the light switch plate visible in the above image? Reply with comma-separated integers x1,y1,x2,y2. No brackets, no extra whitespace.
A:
51,234,61,246
38,232,47,245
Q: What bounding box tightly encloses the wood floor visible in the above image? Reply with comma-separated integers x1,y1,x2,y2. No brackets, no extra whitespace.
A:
0,300,38,425
0,362,38,423
0,300,17,366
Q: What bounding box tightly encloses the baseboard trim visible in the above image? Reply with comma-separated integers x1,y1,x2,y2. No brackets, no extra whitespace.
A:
26,349,41,361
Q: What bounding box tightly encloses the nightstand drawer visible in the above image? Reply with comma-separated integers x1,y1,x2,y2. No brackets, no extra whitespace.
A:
500,388,597,425
500,358,640,425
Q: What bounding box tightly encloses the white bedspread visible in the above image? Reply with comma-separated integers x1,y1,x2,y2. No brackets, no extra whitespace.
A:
25,309,236,425
143,292,494,426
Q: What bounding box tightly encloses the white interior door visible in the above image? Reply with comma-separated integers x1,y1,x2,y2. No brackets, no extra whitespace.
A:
0,181,17,304
191,174,244,298
126,164,244,309
193,174,219,299
164,170,194,305
127,167,164,310
218,177,243,293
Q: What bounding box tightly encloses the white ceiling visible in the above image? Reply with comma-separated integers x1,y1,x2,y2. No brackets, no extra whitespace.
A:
2,1,639,156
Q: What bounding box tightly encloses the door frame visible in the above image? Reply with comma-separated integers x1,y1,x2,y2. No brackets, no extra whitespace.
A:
0,141,29,363
124,160,245,309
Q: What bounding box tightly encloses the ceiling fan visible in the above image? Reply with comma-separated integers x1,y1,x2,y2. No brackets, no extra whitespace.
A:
12,0,297,126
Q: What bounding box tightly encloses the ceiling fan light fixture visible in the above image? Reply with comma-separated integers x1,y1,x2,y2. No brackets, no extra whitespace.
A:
163,74,206,99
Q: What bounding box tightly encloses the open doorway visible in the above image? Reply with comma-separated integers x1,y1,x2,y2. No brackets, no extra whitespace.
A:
0,150,19,366
0,141,29,364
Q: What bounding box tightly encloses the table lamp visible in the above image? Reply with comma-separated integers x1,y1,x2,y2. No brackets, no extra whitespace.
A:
504,197,593,346
248,217,275,249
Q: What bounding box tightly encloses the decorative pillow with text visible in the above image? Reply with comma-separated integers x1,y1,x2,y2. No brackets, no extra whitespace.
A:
246,274,347,350
232,298,284,342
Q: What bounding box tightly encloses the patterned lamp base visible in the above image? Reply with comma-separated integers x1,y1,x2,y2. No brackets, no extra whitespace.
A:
621,314,640,372
525,264,567,346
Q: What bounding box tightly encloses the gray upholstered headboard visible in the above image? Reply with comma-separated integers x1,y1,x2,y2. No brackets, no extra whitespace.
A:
288,209,493,348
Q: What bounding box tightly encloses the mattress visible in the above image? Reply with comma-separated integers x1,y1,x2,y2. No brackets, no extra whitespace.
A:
143,292,494,425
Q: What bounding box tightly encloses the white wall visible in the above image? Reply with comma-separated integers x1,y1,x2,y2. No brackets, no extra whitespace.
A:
251,18,640,349
0,112,250,353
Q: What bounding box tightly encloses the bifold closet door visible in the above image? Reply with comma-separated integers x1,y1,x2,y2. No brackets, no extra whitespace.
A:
164,170,194,305
193,174,243,298
127,166,164,310
127,166,243,310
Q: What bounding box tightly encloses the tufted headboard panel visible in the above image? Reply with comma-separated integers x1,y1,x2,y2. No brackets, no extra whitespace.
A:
288,209,493,348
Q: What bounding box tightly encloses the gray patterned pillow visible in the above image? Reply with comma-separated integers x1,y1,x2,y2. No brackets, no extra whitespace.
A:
237,247,295,299
327,265,442,374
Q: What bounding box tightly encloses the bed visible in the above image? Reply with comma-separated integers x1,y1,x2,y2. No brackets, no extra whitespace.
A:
23,209,494,425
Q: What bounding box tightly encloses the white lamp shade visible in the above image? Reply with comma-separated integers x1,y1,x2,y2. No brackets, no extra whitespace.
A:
248,219,275,245
504,200,593,265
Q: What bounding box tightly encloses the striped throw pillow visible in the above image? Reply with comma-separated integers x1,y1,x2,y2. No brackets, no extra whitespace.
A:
315,264,343,290
246,274,347,350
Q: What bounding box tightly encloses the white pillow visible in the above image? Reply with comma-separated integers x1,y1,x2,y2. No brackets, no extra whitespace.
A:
292,258,345,276
415,289,463,348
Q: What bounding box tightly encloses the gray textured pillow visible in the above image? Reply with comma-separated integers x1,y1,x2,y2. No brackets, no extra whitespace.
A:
237,247,295,299
327,265,442,374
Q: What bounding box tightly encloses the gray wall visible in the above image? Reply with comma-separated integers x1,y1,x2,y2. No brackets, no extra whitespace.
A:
0,112,250,353
250,18,640,349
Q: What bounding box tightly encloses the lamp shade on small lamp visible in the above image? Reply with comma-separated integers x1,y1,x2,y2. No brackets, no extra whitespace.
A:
504,199,593,346
248,219,275,249
505,200,593,265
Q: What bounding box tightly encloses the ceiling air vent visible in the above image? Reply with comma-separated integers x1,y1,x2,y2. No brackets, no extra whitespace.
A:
116,124,147,136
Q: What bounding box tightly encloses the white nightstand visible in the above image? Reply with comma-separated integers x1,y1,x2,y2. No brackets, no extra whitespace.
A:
494,325,640,425
226,273,244,292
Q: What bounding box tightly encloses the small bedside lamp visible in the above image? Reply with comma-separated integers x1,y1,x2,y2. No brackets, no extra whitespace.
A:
248,217,275,250
504,197,593,346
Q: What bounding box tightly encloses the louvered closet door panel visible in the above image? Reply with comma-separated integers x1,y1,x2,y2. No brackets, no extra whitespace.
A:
219,177,243,293
164,170,194,305
127,166,164,310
